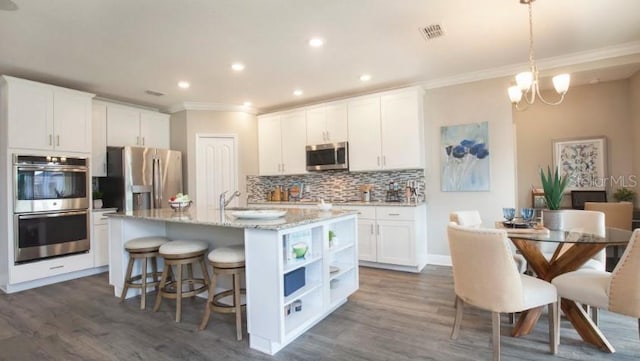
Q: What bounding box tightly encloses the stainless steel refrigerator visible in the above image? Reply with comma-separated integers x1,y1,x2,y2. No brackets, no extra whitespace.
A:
102,146,183,212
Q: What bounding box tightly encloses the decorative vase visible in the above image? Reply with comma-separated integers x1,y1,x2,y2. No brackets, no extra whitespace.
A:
541,209,565,230
93,199,103,209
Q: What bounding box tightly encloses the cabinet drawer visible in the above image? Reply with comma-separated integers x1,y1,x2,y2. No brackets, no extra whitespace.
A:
93,211,115,225
375,207,415,221
344,206,375,219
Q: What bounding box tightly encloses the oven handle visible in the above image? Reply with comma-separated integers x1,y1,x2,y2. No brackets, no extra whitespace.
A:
17,210,88,220
16,165,88,172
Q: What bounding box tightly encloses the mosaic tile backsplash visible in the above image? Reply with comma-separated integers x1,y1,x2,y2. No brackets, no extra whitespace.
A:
247,169,425,203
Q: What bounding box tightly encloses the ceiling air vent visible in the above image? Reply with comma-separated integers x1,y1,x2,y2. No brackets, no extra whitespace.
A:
145,89,165,97
420,24,445,41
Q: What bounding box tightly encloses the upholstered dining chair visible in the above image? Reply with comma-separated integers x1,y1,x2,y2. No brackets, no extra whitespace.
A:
552,228,640,343
540,209,606,271
584,201,633,270
449,210,527,273
447,223,559,361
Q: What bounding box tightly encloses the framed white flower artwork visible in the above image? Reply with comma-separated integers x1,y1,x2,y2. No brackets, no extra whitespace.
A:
552,136,607,191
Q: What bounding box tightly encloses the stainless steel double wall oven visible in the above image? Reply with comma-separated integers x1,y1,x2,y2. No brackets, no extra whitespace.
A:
13,155,90,263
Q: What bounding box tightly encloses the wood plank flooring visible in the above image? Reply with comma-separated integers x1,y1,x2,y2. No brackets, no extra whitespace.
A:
0,265,638,360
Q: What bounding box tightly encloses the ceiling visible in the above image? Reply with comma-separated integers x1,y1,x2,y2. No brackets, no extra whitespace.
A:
1,0,639,114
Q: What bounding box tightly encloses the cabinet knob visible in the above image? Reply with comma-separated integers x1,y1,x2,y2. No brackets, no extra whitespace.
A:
56,135,60,146
49,134,53,146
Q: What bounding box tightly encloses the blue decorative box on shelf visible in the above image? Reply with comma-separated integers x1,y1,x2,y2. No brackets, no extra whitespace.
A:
284,267,305,297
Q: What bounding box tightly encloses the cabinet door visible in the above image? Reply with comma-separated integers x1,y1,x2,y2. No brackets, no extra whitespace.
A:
280,110,307,175
140,111,170,149
93,223,109,267
376,220,415,266
7,80,54,150
54,90,92,152
357,219,377,262
347,97,381,171
106,106,141,147
381,90,423,169
92,102,107,176
258,114,283,175
306,107,325,145
324,103,348,142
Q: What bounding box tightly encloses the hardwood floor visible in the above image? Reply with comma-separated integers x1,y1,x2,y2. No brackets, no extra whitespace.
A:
0,265,638,360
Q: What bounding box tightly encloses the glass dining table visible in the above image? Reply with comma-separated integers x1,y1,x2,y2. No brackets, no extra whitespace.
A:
506,226,632,353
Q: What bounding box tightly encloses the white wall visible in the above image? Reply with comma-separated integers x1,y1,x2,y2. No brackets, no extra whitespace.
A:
424,78,517,264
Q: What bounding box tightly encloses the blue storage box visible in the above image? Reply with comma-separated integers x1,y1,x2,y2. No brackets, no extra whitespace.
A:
284,267,306,297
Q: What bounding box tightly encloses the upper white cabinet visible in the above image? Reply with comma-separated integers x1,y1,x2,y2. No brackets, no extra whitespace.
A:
92,101,108,176
258,110,307,175
348,88,424,172
106,104,169,149
306,102,348,145
2,76,94,153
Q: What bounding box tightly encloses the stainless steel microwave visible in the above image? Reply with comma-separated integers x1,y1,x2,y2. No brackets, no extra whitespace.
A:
306,142,349,171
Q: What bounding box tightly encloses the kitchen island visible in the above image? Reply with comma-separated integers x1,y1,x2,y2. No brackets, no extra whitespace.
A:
108,207,358,355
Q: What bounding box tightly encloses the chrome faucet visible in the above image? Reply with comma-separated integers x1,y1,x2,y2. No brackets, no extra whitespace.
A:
220,190,241,210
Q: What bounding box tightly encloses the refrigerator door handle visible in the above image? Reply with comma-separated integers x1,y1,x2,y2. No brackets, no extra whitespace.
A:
153,157,161,208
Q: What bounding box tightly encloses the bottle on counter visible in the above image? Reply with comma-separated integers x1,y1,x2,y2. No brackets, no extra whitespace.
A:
405,181,412,203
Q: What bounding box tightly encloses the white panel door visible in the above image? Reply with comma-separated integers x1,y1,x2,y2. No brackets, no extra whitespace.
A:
347,97,381,171
106,106,140,147
7,81,53,150
324,102,348,142
376,220,415,266
140,111,170,149
357,219,377,262
196,136,238,212
92,102,107,176
381,90,422,169
54,90,92,153
280,110,307,175
258,114,282,175
306,107,326,145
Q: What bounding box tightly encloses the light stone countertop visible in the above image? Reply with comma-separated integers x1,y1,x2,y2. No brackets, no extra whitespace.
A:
249,199,426,207
107,207,357,231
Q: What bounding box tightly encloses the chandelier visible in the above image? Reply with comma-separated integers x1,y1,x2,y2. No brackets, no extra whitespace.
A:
508,0,570,110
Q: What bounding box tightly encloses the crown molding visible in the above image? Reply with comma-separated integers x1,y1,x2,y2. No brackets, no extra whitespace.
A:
166,101,257,115
423,41,640,90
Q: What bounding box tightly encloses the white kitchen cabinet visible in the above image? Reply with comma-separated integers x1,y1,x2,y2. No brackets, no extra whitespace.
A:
106,104,170,149
306,102,348,145
347,88,424,171
351,204,427,272
3,75,94,153
258,110,307,175
92,101,108,176
347,96,382,171
92,209,116,267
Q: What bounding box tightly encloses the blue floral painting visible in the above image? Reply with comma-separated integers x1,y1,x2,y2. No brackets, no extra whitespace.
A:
441,122,490,192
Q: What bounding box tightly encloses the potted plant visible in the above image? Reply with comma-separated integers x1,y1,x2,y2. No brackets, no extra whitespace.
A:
613,187,636,203
92,190,104,209
539,166,570,230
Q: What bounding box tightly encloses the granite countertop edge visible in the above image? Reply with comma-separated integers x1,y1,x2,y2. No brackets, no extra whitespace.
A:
248,200,426,207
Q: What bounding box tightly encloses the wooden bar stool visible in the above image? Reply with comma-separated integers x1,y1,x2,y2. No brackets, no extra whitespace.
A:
120,236,170,310
153,240,210,322
199,245,246,340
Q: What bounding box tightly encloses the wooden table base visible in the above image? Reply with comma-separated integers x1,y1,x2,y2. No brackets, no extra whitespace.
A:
510,237,615,353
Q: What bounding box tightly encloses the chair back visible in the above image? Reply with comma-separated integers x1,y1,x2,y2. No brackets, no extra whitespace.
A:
447,223,524,313
540,210,606,264
449,210,482,228
609,229,640,318
584,202,633,230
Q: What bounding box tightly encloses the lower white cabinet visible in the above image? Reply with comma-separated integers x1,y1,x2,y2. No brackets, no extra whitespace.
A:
93,209,116,267
351,204,427,272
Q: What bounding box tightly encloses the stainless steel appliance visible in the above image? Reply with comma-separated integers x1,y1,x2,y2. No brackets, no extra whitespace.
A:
306,141,348,171
103,146,183,212
13,155,89,213
12,154,91,263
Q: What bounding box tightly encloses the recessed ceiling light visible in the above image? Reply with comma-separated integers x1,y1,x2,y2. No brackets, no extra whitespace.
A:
177,81,190,89
360,74,372,82
293,89,303,96
231,63,245,72
309,37,324,47
243,101,252,107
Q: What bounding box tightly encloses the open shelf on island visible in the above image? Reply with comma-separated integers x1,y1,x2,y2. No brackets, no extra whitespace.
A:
283,254,321,273
329,262,355,281
328,242,354,255
284,281,322,306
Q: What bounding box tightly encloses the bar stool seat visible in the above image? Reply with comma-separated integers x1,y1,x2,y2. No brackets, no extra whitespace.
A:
153,240,210,322
199,245,247,340
120,236,170,310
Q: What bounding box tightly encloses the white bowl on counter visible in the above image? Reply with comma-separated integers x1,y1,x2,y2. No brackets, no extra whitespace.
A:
168,200,192,211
